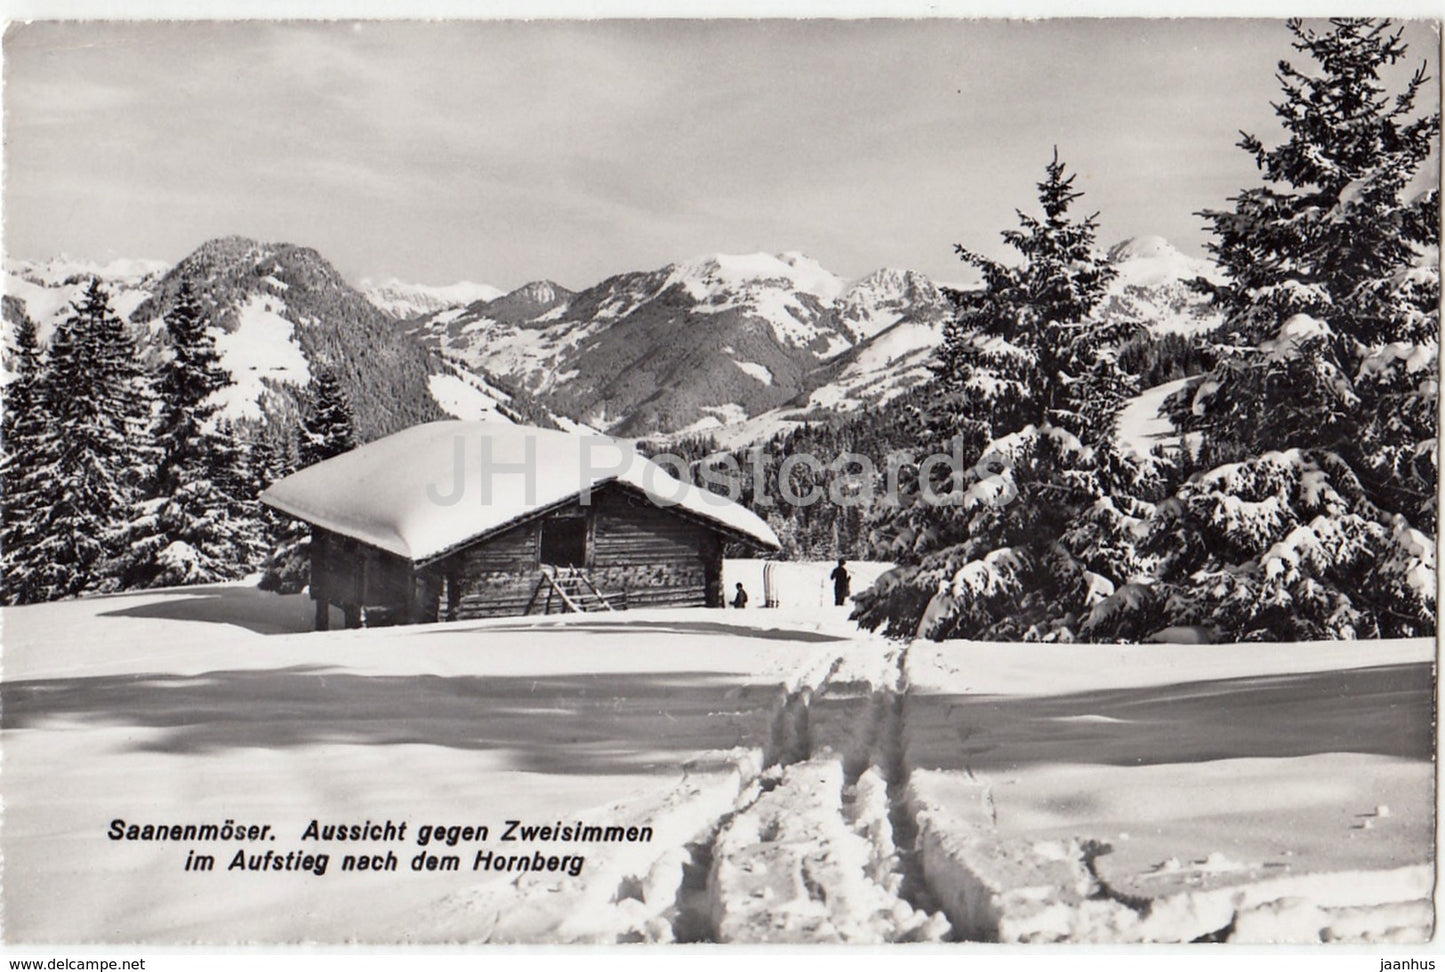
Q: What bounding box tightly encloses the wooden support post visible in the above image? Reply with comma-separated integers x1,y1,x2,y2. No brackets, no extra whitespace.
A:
314,598,330,632
344,605,361,629
524,574,546,616
704,541,724,608
445,572,461,622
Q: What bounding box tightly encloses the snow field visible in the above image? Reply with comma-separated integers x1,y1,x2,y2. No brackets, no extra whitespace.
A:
1,580,1434,944
805,318,939,412
425,370,514,423
909,771,1433,946
898,638,1435,942
208,295,311,421
2,590,824,943
416,753,765,943
4,582,952,944
1114,376,1192,461
731,359,774,385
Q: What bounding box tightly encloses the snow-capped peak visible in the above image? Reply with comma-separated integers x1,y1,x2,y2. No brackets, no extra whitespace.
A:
658,252,848,350
666,252,847,304
847,266,914,292
1108,235,1180,262
829,267,949,345
840,267,943,304
7,254,171,287
507,281,564,305
360,277,505,320
1107,235,1223,287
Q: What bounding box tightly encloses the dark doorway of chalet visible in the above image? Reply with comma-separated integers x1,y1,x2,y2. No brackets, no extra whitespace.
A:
540,515,588,568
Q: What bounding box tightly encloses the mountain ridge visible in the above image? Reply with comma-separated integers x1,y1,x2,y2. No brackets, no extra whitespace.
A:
360,277,505,320
4,234,1225,444
402,250,962,436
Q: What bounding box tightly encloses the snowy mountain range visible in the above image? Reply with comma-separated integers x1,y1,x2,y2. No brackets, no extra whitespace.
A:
401,252,959,437
358,277,505,321
5,257,165,346
1099,235,1223,337
9,255,171,288
3,233,1225,445
6,240,477,442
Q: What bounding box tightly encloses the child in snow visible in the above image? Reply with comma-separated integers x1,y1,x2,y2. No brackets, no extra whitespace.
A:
732,583,749,609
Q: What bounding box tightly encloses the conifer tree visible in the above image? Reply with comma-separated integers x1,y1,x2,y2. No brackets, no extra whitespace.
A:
247,433,289,552
1,310,54,604
260,370,356,594
15,280,154,599
854,152,1151,640
111,281,259,588
88,280,160,495
926,149,1132,445
1113,18,1440,640
1181,19,1439,465
300,369,356,467
1202,19,1437,345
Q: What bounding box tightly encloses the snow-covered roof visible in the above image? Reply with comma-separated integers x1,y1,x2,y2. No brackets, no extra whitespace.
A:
261,421,780,562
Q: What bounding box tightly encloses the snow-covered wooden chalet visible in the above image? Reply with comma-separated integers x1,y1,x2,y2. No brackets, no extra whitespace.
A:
261,422,780,629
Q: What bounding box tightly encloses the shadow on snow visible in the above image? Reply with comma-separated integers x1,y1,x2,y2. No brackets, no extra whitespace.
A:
905,662,1434,771
95,583,848,643
1,667,784,776
3,659,1431,777
95,583,318,636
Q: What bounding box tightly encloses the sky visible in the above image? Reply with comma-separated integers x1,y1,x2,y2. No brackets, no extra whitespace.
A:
3,15,1439,292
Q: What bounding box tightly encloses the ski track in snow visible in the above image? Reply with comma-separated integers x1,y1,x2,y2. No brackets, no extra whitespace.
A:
407,627,1435,944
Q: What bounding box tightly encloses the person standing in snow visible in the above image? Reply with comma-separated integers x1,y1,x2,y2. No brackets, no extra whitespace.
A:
830,558,850,606
732,583,749,609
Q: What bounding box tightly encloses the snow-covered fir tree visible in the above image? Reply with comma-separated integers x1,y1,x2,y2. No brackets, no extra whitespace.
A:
932,149,1133,444
300,370,357,467
109,281,262,589
1,310,54,605
8,280,157,600
1101,18,1439,640
259,370,357,594
854,153,1155,641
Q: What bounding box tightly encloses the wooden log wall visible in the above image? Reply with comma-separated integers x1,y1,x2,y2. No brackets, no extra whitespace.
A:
588,488,713,609
420,483,726,619
426,521,542,620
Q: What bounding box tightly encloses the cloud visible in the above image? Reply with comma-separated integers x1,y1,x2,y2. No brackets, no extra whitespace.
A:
4,19,1437,289
4,75,137,127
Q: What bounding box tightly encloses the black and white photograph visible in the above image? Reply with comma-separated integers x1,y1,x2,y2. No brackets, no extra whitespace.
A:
0,7,1438,957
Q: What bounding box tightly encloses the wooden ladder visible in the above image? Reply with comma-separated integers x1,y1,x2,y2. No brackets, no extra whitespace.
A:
525,565,622,615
